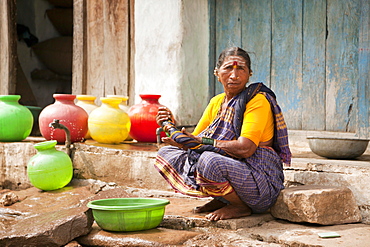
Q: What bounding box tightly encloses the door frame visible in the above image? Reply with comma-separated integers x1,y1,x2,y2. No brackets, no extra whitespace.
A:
0,0,17,95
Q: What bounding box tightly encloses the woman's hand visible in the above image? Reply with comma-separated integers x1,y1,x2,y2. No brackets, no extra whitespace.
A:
161,136,188,150
156,107,175,127
160,127,200,150
180,127,201,143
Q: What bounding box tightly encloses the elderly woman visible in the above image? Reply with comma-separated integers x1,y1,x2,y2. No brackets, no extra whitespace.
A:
154,47,291,221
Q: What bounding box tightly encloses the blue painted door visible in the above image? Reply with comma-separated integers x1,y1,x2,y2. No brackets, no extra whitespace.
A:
209,0,370,137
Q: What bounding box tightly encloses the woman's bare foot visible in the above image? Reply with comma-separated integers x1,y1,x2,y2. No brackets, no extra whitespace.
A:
205,204,252,221
193,198,227,213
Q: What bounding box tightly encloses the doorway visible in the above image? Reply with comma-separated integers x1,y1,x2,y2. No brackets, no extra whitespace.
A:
16,0,73,108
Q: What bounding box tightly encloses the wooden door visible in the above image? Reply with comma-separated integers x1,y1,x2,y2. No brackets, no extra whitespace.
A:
210,0,370,137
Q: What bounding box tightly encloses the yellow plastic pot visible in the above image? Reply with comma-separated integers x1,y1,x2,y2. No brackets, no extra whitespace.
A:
76,95,99,139
88,97,131,144
106,95,133,141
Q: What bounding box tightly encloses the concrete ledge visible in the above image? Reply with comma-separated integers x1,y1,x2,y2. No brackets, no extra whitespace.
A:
72,141,171,190
0,141,37,190
288,130,370,155
0,138,171,191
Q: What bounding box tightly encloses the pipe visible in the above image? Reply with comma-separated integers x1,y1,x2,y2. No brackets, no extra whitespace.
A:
49,119,72,157
156,127,164,144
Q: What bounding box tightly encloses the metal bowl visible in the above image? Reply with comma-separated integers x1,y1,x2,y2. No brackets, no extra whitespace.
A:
307,136,369,159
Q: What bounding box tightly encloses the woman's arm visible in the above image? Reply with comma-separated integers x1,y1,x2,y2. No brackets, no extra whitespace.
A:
215,137,257,159
182,131,256,158
156,106,174,126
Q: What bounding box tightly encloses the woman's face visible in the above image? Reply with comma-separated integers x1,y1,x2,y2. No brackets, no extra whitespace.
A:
216,55,250,96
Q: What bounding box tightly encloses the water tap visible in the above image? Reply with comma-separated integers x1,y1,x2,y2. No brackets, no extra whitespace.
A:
49,119,72,157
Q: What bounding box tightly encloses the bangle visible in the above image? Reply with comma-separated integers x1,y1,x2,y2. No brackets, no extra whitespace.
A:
202,137,214,146
213,139,217,147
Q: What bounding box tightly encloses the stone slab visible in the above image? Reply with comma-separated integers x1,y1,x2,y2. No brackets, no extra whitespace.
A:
161,213,275,231
0,179,126,247
126,188,276,230
77,224,283,247
0,141,36,190
77,225,200,247
0,207,93,247
271,185,362,225
286,158,370,223
239,220,370,247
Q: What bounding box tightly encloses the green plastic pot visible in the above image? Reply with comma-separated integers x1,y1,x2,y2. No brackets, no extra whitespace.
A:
27,140,73,191
0,95,33,141
87,198,170,232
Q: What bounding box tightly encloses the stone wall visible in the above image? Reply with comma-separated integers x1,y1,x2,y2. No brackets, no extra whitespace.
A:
0,142,36,190
72,142,170,190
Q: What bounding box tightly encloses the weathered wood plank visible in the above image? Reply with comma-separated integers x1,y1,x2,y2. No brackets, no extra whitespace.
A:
271,0,303,130
208,0,217,98
72,0,87,95
326,0,359,132
85,0,130,100
301,0,326,130
357,0,370,138
0,0,16,95
241,0,271,85
102,0,130,96
86,0,105,97
128,0,135,106
214,0,242,95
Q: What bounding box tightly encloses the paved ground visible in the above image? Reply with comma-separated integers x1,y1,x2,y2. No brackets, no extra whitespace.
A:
76,186,370,247
2,132,370,246
2,176,370,246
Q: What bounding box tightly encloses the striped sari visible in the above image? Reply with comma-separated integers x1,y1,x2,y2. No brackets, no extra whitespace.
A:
154,83,291,213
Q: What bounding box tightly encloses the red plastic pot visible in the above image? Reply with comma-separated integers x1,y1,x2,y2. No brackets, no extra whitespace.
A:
39,94,88,143
128,94,167,143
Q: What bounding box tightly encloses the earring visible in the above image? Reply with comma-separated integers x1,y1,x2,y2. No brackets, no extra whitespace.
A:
250,72,253,77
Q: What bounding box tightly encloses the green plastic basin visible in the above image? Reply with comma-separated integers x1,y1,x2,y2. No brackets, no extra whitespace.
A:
87,198,170,232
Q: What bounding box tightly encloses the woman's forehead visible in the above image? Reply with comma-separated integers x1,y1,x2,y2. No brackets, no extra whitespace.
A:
222,56,246,66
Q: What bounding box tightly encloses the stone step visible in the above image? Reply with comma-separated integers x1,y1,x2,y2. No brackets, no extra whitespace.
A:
271,185,362,225
1,130,370,224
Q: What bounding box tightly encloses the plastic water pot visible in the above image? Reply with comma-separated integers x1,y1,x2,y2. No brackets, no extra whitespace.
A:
27,140,73,191
0,95,33,141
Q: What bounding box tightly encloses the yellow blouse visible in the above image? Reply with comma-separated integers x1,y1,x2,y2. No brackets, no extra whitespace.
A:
192,93,274,146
